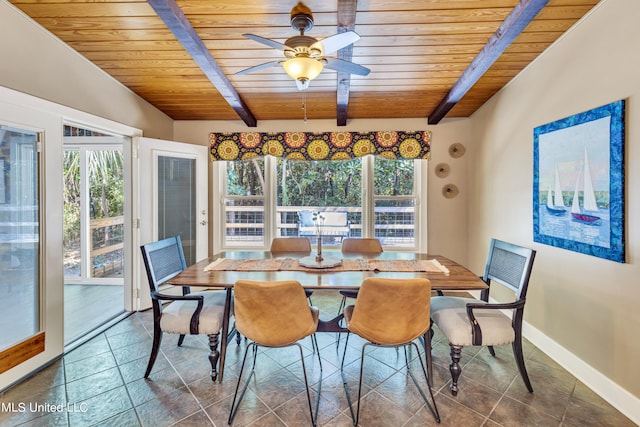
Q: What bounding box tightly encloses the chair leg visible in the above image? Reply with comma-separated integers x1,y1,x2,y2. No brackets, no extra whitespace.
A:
339,333,358,424
487,345,496,356
208,333,220,381
228,343,258,425
145,326,163,378
449,344,463,396
513,335,533,392
177,334,185,347
404,343,440,423
296,339,322,426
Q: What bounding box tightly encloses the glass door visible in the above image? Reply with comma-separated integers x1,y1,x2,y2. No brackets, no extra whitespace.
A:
0,124,42,370
137,138,208,310
63,127,127,344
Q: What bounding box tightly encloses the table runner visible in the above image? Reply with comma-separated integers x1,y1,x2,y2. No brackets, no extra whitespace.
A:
204,257,450,275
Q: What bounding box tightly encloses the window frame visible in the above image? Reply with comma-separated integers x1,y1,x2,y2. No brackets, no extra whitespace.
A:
213,156,427,253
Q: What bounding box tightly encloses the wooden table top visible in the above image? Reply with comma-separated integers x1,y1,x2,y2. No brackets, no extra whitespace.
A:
169,251,488,292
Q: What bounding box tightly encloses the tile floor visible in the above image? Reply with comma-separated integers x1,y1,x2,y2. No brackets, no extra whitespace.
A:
0,290,635,427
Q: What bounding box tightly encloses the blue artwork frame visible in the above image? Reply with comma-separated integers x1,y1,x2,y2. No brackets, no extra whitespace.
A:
533,100,625,262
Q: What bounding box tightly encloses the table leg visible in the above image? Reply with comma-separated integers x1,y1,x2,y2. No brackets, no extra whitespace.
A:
218,288,232,383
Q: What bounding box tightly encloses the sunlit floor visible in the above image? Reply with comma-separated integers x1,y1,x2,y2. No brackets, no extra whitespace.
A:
0,290,635,426
64,284,124,345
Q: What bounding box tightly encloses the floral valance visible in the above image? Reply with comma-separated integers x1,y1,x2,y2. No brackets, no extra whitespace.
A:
208,131,431,161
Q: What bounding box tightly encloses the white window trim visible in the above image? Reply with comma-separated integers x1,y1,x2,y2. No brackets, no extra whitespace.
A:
213,156,428,252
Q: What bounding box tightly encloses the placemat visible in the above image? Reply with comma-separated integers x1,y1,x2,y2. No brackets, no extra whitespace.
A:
204,257,449,274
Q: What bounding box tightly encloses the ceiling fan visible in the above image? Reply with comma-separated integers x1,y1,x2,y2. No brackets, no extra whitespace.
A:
236,3,370,91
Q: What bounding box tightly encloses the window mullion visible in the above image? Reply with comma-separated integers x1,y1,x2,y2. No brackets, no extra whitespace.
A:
265,156,277,248
362,155,374,238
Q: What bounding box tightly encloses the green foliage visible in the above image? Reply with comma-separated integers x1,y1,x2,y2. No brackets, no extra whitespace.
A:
63,149,123,245
225,157,415,208
277,158,362,207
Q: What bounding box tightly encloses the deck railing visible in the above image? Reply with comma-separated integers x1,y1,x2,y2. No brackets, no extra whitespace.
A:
224,205,415,247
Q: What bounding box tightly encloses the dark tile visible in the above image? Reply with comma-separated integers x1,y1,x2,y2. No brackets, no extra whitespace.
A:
504,361,573,421
443,376,502,417
172,410,214,426
272,390,318,426
91,408,140,427
126,367,187,407
562,381,636,427
457,356,518,394
135,387,201,426
489,395,559,427
246,411,286,426
353,390,413,427
206,390,269,427
117,351,171,384
66,366,124,403
0,383,67,426
67,386,133,426
405,393,485,426
64,335,111,365
11,410,69,427
187,373,239,406
64,351,117,382
106,328,153,351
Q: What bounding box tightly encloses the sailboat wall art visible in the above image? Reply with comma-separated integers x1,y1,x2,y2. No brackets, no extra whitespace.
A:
533,100,625,262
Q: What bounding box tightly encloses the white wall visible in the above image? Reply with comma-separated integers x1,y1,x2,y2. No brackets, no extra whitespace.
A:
468,0,640,420
0,0,173,140
174,117,471,264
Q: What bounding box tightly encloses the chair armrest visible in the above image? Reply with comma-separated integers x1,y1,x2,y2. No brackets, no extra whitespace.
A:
465,299,525,345
151,291,204,334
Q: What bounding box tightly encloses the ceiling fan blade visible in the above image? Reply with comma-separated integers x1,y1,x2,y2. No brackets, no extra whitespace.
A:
235,60,282,75
311,31,360,56
323,58,370,76
243,34,287,51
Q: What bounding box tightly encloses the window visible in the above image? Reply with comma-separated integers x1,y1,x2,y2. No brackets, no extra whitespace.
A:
219,156,425,250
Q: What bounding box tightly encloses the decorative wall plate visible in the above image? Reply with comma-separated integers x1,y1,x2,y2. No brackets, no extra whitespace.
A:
434,163,450,178
448,143,466,158
442,184,459,199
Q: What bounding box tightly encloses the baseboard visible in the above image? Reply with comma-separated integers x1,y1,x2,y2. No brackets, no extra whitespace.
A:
522,321,640,425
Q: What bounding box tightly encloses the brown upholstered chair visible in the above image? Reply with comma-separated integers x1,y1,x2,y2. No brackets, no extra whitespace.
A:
337,238,383,314
140,236,228,381
430,239,536,396
270,236,312,253
270,237,314,301
340,277,440,425
229,280,322,426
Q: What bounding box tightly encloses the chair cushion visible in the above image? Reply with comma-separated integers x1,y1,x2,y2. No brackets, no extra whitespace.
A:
160,290,227,335
430,296,514,346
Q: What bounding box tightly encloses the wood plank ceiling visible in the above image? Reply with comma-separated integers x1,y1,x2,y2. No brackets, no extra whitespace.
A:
8,0,600,126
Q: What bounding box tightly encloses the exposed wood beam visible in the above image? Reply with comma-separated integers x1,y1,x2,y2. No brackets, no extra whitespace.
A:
336,0,357,126
147,0,257,127
427,0,549,124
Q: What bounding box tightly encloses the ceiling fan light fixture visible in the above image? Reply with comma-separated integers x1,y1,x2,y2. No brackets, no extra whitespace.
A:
283,57,323,88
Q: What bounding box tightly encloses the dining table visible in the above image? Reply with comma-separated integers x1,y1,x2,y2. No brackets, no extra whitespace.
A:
168,250,488,382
